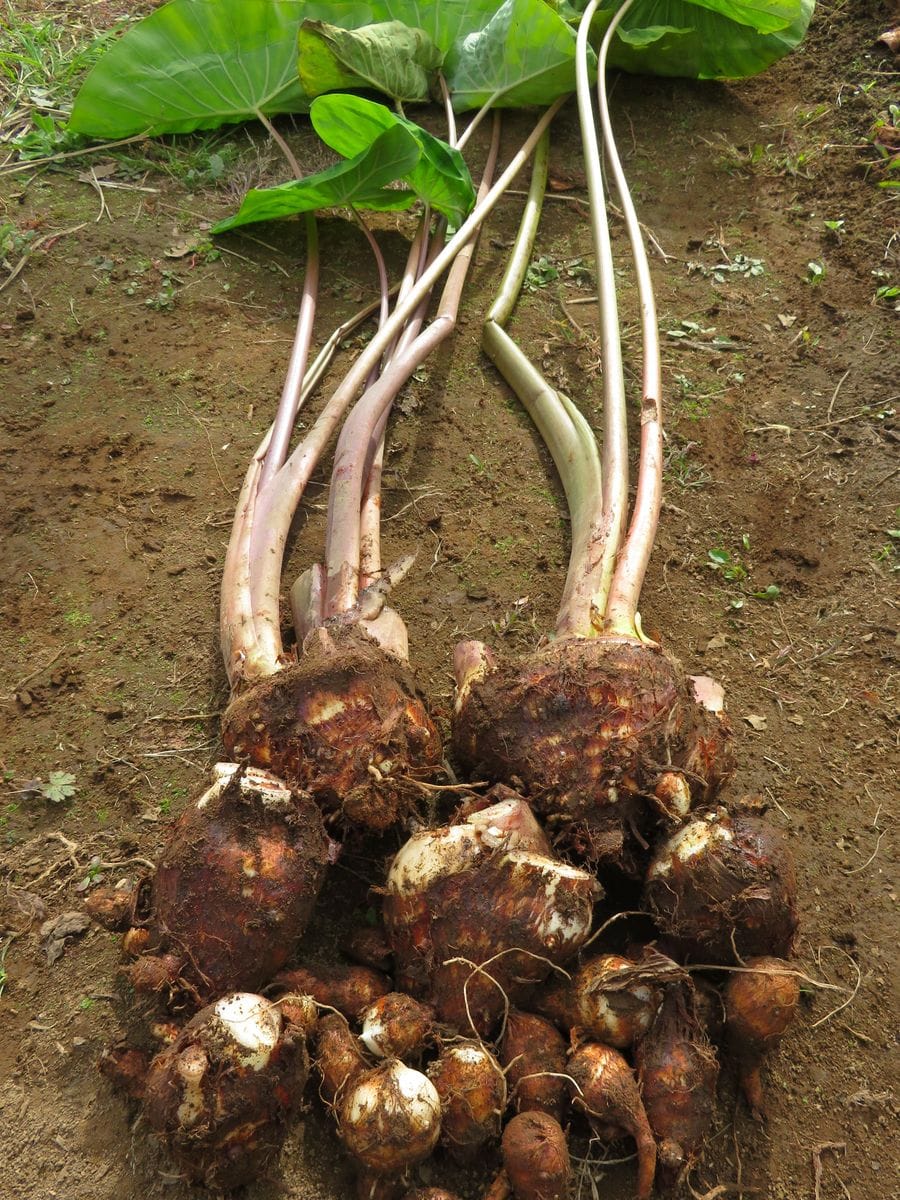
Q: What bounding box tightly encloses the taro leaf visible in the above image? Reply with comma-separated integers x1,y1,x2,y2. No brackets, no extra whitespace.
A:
302,0,586,107
602,0,815,79
69,0,310,137
70,0,584,139
299,0,511,54
311,94,475,226
444,0,586,110
298,19,443,103
211,124,420,233
679,0,805,33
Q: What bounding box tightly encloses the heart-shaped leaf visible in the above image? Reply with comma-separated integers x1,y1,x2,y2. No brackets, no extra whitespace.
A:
298,19,443,103
682,0,803,33
211,123,420,233
602,0,814,78
444,0,586,110
311,93,475,226
69,0,311,137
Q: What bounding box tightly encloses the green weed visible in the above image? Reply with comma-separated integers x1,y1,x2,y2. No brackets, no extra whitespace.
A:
40,771,77,803
525,256,560,291
672,373,725,421
706,535,782,609
0,220,36,268
664,437,710,490
707,545,748,583
0,5,128,155
805,260,826,285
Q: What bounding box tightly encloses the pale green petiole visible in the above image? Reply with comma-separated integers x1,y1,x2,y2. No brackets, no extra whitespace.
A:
481,128,606,640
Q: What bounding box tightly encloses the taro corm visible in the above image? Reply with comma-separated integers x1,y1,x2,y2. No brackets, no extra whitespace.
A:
568,1039,657,1200
635,980,720,1189
120,764,331,1009
724,956,801,1120
382,793,599,1036
137,992,313,1191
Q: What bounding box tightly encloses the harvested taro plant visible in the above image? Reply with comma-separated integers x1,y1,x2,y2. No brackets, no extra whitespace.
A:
66,0,814,1193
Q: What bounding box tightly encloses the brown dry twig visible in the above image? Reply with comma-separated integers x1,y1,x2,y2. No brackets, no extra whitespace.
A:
28,831,155,891
0,223,87,294
812,1142,846,1200
10,648,64,697
690,1186,762,1200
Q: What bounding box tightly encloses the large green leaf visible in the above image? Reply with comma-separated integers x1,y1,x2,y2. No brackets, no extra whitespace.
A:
69,0,585,139
300,1,513,54
211,124,420,232
311,94,475,225
301,0,586,108
69,0,811,142
604,0,814,78
298,19,442,102
69,0,311,137
564,0,803,26
444,0,586,110
678,0,802,33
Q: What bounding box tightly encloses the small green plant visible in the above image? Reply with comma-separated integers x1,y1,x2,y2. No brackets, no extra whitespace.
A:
468,452,493,479
874,523,900,570
873,282,899,309
751,584,781,601
686,252,765,283
78,996,95,1011
146,270,179,311
707,546,748,582
12,111,85,159
707,535,784,606
672,373,725,421
63,608,92,627
805,260,826,285
0,221,36,270
40,771,77,803
490,596,536,639
525,255,560,291
176,142,241,188
193,239,222,264
822,217,844,244
866,103,900,188
664,437,710,490
159,782,188,818
561,256,591,284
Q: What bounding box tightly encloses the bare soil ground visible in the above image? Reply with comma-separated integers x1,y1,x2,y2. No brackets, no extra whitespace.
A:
1,2,897,1198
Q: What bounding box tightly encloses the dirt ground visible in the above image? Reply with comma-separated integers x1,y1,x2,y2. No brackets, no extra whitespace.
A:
1,2,897,1198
